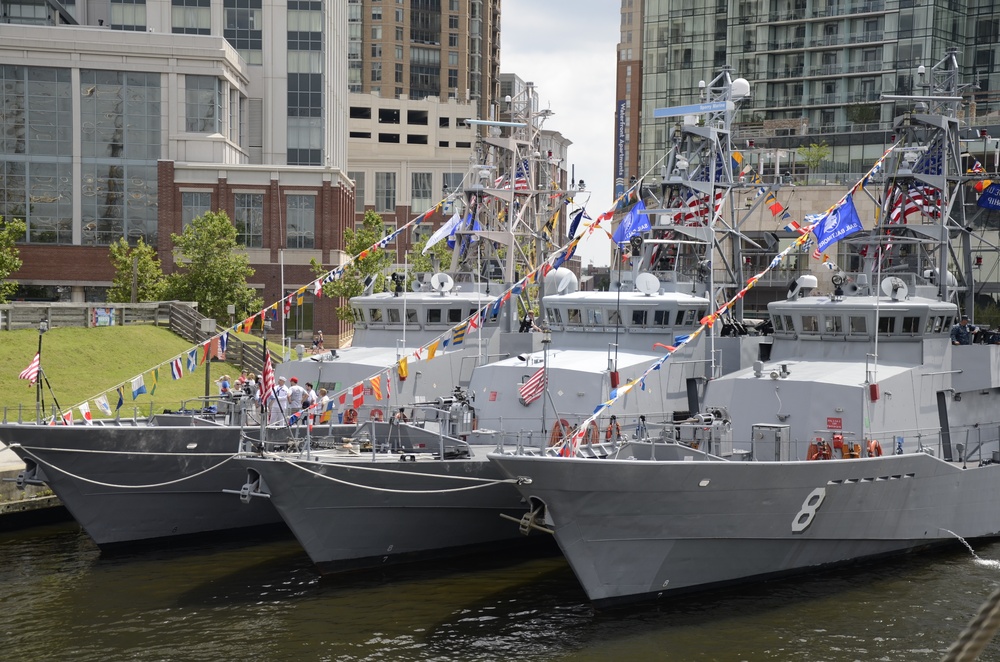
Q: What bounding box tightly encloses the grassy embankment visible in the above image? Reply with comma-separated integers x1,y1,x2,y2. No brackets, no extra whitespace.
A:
0,326,245,420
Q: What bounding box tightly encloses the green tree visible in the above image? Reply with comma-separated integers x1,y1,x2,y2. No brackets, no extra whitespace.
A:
797,141,832,178
312,210,391,322
163,210,261,321
846,104,879,126
106,237,166,303
407,235,454,285
0,215,25,303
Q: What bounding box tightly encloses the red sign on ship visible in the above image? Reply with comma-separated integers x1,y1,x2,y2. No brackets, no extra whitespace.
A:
826,417,843,430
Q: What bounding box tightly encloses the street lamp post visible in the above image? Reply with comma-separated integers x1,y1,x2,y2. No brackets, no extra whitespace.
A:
36,319,48,422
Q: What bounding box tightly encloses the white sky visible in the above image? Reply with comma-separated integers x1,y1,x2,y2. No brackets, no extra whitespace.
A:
499,0,618,267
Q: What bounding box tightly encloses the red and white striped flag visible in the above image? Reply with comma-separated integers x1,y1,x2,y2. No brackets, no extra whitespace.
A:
19,353,40,385
260,351,276,408
518,367,546,406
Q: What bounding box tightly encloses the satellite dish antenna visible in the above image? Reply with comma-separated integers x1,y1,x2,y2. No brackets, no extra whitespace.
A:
786,278,801,300
430,272,455,294
362,275,376,296
635,272,661,296
543,267,579,295
880,276,909,301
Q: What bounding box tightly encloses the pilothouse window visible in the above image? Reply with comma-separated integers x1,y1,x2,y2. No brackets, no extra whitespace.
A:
388,309,400,323
567,309,582,325
902,316,920,333
824,316,843,333
850,316,867,334
773,315,784,331
406,309,418,324
632,309,648,326
448,309,462,323
801,315,819,332
428,309,442,323
369,308,383,322
654,310,670,326
878,317,896,334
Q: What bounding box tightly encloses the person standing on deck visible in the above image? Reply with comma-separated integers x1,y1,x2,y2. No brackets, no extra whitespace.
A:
951,315,978,345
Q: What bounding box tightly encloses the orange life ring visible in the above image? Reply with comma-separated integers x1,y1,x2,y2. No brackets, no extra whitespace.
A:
867,439,883,457
584,420,600,445
343,408,358,424
370,408,384,422
548,418,572,447
807,442,833,461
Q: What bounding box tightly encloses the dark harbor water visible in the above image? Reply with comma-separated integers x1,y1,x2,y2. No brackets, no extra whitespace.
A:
2,522,1000,661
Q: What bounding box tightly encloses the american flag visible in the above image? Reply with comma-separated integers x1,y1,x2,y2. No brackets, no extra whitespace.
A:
18,353,40,385
260,350,276,408
494,159,530,191
672,190,724,224
518,367,546,406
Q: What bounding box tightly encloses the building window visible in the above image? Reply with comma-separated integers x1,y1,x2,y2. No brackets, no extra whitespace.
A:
182,191,212,229
77,69,160,246
234,192,264,247
349,171,365,213
172,0,210,34
286,194,315,249
375,172,396,212
224,0,263,65
411,172,432,211
186,75,220,133
110,0,147,31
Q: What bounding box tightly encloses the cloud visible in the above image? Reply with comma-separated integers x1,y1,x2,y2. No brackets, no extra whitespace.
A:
500,0,617,266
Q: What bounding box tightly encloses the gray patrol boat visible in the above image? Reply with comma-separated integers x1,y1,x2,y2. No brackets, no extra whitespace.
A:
230,76,773,573
490,53,1000,606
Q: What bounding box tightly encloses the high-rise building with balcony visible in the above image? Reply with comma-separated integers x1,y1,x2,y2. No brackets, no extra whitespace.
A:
617,0,1000,184
347,0,500,125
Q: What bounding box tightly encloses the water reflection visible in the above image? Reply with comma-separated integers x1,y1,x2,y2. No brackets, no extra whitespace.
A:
2,522,1000,661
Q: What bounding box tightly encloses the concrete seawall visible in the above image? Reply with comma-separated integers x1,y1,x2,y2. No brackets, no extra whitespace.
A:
0,446,71,530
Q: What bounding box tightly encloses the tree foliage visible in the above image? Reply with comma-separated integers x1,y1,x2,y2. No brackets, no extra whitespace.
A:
797,141,832,175
106,237,166,303
312,210,391,322
846,104,879,126
0,215,25,303
163,210,261,321
407,235,454,285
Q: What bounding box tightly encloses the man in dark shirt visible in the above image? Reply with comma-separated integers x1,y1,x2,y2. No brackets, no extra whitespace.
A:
950,315,977,345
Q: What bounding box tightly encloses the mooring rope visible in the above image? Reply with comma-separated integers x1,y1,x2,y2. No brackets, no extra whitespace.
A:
942,583,1000,662
265,452,518,494
15,445,238,489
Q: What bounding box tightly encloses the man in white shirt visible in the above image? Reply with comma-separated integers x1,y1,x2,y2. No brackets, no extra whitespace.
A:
267,376,290,425
287,377,306,416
